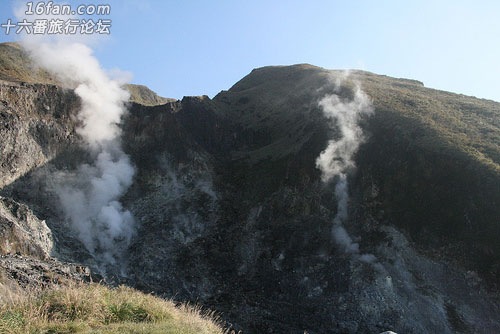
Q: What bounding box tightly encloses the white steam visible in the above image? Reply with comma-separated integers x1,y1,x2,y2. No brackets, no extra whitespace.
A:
27,43,129,148
316,75,375,262
24,42,135,264
316,86,372,183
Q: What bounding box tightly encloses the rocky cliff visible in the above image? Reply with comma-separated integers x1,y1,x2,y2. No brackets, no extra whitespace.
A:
1,43,500,334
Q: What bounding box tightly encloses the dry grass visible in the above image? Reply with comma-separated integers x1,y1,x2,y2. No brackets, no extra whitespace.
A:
0,283,230,334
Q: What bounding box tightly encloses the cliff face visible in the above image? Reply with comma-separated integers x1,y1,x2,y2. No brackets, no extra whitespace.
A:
0,81,79,189
1,46,500,333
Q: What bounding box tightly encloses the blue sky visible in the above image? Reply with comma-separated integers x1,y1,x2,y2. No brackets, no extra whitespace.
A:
1,0,499,101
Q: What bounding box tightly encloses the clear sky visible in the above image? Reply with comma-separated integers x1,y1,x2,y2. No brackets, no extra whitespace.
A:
0,0,499,102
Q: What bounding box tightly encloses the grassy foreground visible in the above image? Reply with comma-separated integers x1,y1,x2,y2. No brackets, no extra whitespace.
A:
0,283,229,334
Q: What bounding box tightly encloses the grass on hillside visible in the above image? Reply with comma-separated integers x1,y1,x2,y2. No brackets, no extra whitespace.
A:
125,84,176,106
0,283,229,334
0,42,58,85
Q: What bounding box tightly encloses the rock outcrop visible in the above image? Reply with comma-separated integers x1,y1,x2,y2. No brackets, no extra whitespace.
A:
0,196,53,259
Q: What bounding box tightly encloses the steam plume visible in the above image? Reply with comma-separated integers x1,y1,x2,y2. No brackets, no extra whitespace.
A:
24,42,135,264
316,75,374,261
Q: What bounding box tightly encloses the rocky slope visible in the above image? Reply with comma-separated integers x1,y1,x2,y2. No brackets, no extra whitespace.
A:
1,42,500,333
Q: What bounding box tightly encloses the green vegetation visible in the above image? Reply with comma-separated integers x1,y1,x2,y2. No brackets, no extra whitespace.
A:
355,69,500,172
350,70,500,277
0,283,228,334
